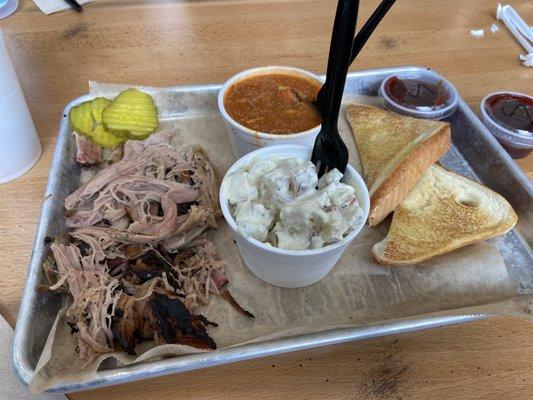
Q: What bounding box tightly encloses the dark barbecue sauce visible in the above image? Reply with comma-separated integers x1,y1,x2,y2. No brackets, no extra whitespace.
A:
384,76,449,109
485,94,533,134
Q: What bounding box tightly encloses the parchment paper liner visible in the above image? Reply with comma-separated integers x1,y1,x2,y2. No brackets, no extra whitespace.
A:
29,83,532,393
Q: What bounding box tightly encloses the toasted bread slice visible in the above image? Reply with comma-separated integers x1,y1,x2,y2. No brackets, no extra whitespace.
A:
346,104,451,226
372,164,518,265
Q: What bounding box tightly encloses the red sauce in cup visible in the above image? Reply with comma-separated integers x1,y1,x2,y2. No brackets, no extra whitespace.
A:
481,92,533,159
383,76,449,109
485,93,533,134
380,72,458,120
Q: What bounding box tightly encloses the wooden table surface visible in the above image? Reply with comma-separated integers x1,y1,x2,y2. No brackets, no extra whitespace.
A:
1,0,532,398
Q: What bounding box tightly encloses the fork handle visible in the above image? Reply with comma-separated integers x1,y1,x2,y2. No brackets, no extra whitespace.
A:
320,0,359,143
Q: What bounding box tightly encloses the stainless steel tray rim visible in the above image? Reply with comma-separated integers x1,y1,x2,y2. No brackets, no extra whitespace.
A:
13,93,94,385
43,314,488,394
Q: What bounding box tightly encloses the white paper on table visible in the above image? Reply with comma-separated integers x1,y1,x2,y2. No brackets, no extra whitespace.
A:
31,0,96,15
0,314,66,400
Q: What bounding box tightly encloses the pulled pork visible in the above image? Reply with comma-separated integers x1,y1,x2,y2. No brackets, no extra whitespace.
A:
44,132,247,365
74,133,103,166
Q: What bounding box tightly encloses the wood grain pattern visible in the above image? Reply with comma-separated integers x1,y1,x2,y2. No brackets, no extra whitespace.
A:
0,0,531,398
75,316,532,400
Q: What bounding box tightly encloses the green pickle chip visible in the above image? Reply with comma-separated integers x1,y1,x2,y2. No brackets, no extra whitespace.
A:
90,125,126,149
69,89,159,149
102,88,159,139
90,97,111,124
69,101,94,138
69,97,126,148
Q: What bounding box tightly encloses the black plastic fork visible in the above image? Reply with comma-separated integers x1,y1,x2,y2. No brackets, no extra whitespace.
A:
311,0,359,177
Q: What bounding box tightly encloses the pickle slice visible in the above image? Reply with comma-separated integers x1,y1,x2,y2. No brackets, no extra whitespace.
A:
69,97,126,148
90,125,127,149
90,97,112,124
69,101,95,138
102,88,158,139
69,97,112,137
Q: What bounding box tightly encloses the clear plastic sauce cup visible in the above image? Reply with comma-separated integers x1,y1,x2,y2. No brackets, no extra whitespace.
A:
480,91,533,159
379,71,458,120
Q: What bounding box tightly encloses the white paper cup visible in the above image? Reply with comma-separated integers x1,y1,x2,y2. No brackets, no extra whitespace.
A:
0,28,41,183
217,66,324,158
220,145,370,288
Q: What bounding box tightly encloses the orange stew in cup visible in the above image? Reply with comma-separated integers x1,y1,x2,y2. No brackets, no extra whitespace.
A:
224,73,321,135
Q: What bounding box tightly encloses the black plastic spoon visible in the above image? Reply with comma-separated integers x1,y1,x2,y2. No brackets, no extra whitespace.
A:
311,0,359,177
315,0,397,115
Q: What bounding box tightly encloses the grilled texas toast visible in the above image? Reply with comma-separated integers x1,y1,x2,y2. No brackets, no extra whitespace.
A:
346,104,451,226
372,164,518,265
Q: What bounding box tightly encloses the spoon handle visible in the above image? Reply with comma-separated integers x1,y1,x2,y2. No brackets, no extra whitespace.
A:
349,0,396,63
316,0,396,114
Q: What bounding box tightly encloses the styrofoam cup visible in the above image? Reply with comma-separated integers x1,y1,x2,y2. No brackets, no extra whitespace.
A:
0,0,18,20
220,145,370,288
0,28,41,183
217,66,324,158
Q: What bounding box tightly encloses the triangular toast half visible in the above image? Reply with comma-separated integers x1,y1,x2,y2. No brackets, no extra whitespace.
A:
372,164,518,265
346,104,451,226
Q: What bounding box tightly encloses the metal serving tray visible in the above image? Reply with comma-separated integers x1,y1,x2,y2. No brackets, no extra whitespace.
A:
13,66,533,393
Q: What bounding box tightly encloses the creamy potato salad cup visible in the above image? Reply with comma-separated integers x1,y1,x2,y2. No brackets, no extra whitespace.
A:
220,145,370,288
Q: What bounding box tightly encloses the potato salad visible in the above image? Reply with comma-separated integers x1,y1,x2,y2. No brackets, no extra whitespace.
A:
225,156,364,250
